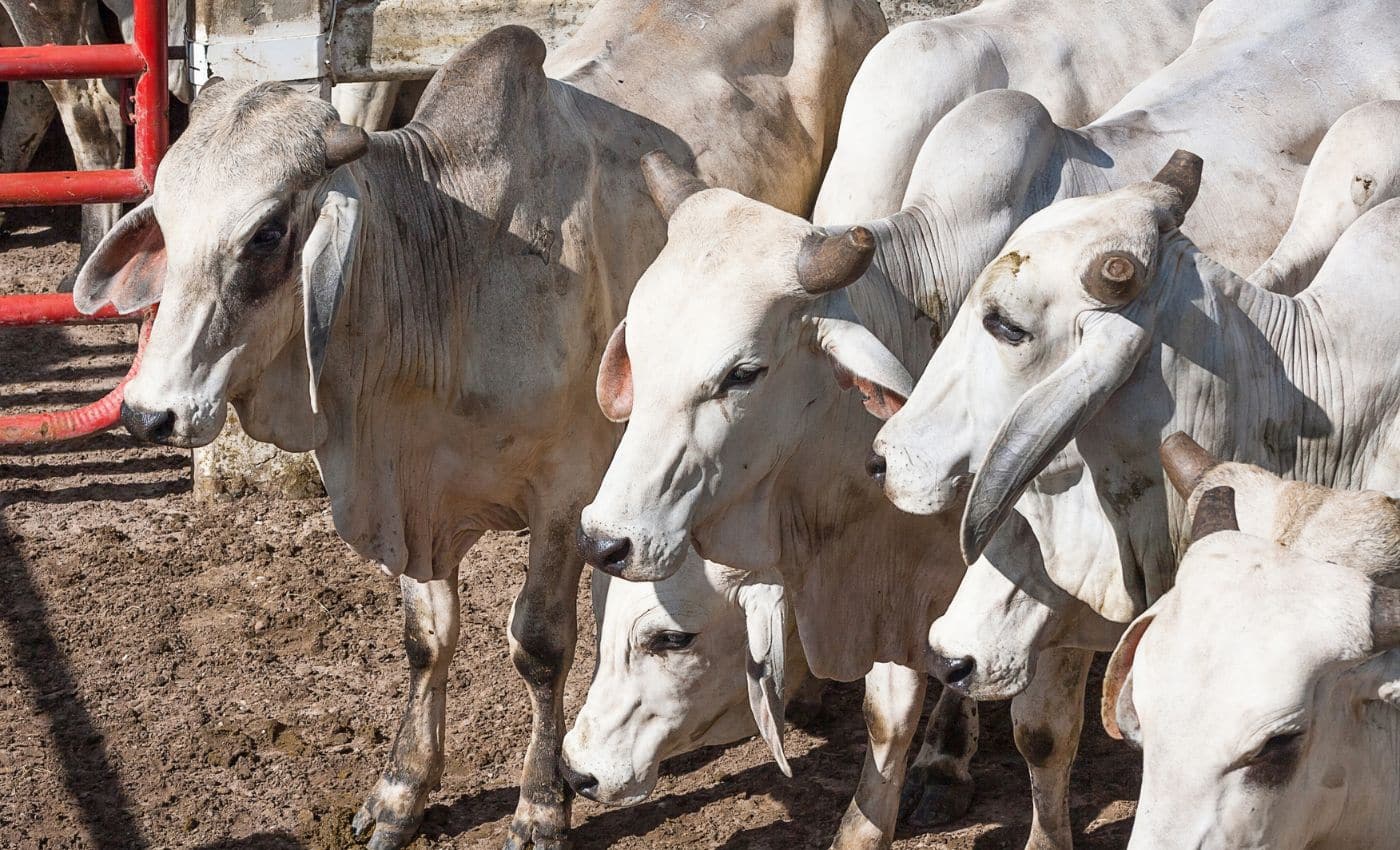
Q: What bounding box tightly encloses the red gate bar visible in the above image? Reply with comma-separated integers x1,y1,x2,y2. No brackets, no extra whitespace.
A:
0,306,154,446
0,0,167,443
0,0,168,205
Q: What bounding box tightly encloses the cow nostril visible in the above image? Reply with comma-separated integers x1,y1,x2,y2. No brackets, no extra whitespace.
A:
930,654,977,688
576,526,633,574
561,763,600,801
865,450,887,482
120,402,176,444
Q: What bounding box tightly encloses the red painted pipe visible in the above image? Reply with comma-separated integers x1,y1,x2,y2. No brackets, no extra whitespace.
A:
0,310,154,445
0,293,138,326
0,43,145,81
0,169,148,206
132,0,169,191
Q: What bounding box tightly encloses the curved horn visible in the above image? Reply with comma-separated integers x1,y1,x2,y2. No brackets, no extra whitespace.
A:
797,226,876,295
1160,431,1222,499
1152,149,1203,227
1189,486,1238,543
641,150,709,220
323,123,370,171
1373,586,1400,651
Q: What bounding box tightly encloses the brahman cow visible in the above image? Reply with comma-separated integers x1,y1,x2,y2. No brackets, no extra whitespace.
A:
869,157,1400,813
1102,481,1400,850
575,5,1400,846
812,0,1209,221
70,2,885,847
568,1,1217,838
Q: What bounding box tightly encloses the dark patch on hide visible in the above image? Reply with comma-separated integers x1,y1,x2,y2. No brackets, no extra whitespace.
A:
1014,725,1056,768
1102,469,1156,516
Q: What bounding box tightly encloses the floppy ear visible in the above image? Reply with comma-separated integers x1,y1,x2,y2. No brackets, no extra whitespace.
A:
72,197,166,314
1102,613,1156,744
302,167,363,414
737,577,792,777
810,297,911,420
596,320,633,423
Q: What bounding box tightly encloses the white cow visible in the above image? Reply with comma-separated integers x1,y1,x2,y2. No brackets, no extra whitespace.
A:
872,154,1400,723
568,1,1216,840
812,0,1209,221
1101,483,1400,850
70,2,884,848
579,5,1400,844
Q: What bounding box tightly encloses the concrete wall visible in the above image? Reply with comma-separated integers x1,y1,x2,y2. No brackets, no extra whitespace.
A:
194,0,979,499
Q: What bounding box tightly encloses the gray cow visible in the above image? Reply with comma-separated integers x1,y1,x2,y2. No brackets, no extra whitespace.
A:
71,1,885,847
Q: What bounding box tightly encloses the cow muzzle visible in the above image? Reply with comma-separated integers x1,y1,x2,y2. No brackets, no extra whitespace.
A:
576,509,691,581
120,401,176,444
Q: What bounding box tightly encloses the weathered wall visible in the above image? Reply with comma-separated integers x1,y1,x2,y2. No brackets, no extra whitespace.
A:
195,0,979,499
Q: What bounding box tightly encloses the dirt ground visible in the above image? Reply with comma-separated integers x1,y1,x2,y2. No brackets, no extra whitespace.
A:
0,133,1140,850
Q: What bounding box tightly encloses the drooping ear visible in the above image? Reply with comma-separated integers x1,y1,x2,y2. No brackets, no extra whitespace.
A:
72,197,166,314
1102,612,1156,744
811,300,912,420
302,167,363,414
596,320,633,423
737,577,792,777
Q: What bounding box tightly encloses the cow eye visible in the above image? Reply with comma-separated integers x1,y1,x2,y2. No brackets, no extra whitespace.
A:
982,310,1029,344
647,631,697,653
1244,731,1304,786
247,221,286,255
719,365,766,393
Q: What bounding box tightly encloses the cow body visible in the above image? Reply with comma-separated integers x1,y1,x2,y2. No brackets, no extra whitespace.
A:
72,3,884,848
1103,468,1400,850
813,0,1209,221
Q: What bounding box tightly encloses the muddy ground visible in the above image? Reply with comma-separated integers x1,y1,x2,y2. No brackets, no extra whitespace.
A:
0,126,1140,850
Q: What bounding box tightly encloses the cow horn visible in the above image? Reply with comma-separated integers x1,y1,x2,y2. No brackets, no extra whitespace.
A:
324,122,370,171
1084,250,1143,306
1152,149,1203,227
641,150,708,220
797,226,876,295
1373,587,1400,651
1160,432,1221,499
1189,486,1238,543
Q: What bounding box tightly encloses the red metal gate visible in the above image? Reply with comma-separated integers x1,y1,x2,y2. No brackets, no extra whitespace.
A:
0,0,168,445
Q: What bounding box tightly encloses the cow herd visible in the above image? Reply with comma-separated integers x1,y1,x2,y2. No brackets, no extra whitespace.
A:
46,0,1400,848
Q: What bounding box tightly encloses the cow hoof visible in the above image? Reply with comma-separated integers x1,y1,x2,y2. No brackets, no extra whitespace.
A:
352,796,425,850
898,764,974,828
503,819,571,850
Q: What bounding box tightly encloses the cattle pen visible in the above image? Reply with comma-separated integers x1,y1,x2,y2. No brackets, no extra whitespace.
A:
0,0,1245,847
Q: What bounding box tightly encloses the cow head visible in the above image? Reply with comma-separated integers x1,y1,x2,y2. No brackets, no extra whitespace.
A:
73,80,369,450
562,557,800,805
577,152,910,580
868,152,1202,695
1103,516,1400,849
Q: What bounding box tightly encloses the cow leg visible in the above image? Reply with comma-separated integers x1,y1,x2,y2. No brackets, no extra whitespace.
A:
37,1,124,277
898,685,978,827
46,75,124,278
352,567,462,850
1010,646,1093,850
504,513,584,850
830,662,926,850
0,81,56,235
